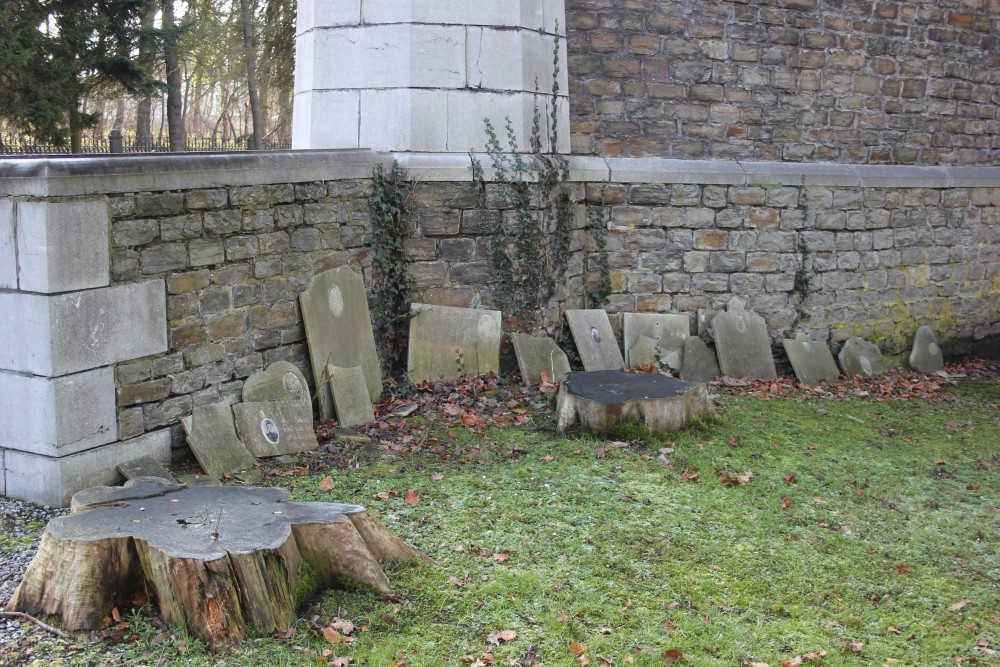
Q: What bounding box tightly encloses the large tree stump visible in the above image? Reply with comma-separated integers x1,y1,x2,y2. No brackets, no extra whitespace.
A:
556,370,713,434
6,478,430,651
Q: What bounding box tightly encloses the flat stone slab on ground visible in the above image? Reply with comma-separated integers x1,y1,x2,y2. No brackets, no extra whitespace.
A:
182,403,257,478
300,266,382,419
623,313,689,370
838,336,886,379
783,333,840,386
328,364,376,428
407,304,501,383
909,326,944,373
565,309,625,371
232,400,318,457
117,456,176,483
510,332,571,384
556,370,712,434
680,336,720,383
712,298,777,380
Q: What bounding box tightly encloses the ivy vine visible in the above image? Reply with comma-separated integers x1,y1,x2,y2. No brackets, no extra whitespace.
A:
368,161,412,380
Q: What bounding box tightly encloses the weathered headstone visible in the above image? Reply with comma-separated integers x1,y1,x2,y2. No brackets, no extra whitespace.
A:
117,456,177,483
510,332,571,384
407,304,501,383
232,400,318,457
712,298,777,379
565,309,625,371
182,403,257,478
838,336,886,379
623,313,689,370
300,266,382,419
243,360,310,405
327,365,376,428
909,326,944,373
697,309,718,339
679,336,720,383
782,333,840,386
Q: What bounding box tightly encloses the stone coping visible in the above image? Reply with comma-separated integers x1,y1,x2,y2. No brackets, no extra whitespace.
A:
2,150,999,196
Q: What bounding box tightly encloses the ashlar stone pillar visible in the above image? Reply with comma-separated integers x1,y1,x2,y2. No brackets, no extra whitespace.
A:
292,0,569,153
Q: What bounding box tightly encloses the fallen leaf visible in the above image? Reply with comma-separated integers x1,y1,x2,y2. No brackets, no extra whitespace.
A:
781,496,794,509
896,565,910,574
330,618,355,635
663,649,682,664
569,642,587,656
839,640,864,653
577,655,591,666
432,474,444,481
323,627,344,644
177,639,187,654
718,470,754,485
330,658,350,667
888,626,901,634
404,489,420,506
784,475,796,484
111,607,122,623
949,600,970,612
663,620,675,631
373,491,391,501
493,553,510,563
486,630,516,645
318,476,336,491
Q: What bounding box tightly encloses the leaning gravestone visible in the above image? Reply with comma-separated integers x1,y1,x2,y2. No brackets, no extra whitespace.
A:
407,304,501,383
232,400,318,457
328,365,376,428
680,336,720,383
623,313,689,370
243,360,310,405
909,326,944,373
838,336,886,379
117,456,176,483
782,333,840,386
7,478,430,651
300,267,382,419
712,298,777,379
510,332,571,384
182,403,257,478
697,309,718,340
566,309,625,371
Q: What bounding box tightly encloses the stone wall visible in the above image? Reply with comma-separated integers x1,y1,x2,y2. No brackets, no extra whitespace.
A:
2,151,999,505
566,0,1000,164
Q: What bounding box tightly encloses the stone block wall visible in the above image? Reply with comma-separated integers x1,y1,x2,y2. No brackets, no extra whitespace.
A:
566,0,1000,164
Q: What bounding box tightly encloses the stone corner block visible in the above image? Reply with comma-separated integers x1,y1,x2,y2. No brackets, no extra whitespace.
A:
3,428,172,507
0,367,116,458
0,279,167,377
15,199,110,293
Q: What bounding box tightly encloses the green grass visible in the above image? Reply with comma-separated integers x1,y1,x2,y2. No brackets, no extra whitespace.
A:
12,382,1000,666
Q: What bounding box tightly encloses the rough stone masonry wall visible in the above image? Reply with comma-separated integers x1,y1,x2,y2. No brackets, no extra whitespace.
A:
566,0,1000,164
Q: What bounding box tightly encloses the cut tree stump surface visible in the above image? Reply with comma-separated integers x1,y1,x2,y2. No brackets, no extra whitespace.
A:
7,478,429,650
556,370,712,434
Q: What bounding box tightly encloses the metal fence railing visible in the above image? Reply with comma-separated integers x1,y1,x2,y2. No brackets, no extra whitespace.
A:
0,133,291,155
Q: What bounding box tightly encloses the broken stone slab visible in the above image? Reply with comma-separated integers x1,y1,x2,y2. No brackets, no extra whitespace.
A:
300,266,382,419
510,332,571,384
407,304,501,383
565,309,625,371
623,313,689,370
712,298,777,380
327,364,376,428
232,400,318,457
679,336,720,383
117,456,176,483
555,370,712,434
909,326,944,374
242,360,310,406
7,478,430,651
838,336,886,379
182,403,257,478
782,333,840,386
697,309,718,340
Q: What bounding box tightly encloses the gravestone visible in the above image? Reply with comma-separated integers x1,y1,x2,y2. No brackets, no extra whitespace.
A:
407,304,501,383
712,298,777,379
838,336,886,379
243,360,310,405
909,326,944,373
300,267,382,420
328,365,376,428
623,313,689,370
680,336,720,383
181,403,257,478
117,456,176,483
232,400,318,457
782,333,840,386
565,309,625,371
697,309,718,339
510,332,571,384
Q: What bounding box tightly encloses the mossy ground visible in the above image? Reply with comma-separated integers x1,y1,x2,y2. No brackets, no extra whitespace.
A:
5,381,998,667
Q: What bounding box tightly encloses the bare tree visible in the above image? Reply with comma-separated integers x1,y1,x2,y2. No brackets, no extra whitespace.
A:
239,0,262,150
163,0,185,151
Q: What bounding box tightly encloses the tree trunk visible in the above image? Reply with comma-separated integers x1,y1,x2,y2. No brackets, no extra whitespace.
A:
163,0,185,152
69,105,83,154
239,0,263,150
135,3,156,147
7,480,431,651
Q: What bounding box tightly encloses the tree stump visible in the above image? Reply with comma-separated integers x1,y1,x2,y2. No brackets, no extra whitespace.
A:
556,370,713,434
6,478,430,651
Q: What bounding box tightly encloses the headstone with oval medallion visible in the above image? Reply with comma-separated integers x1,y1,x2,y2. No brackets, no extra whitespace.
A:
712,298,777,380
565,309,625,371
908,326,944,373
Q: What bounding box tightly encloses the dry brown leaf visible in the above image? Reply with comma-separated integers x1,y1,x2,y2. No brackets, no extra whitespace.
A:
576,656,591,666
781,496,794,509
330,618,355,635
493,553,510,563
949,600,970,612
663,649,682,664
330,658,350,667
486,630,516,645
569,642,587,656
323,627,344,644
839,640,864,653
318,476,336,492
404,489,420,506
